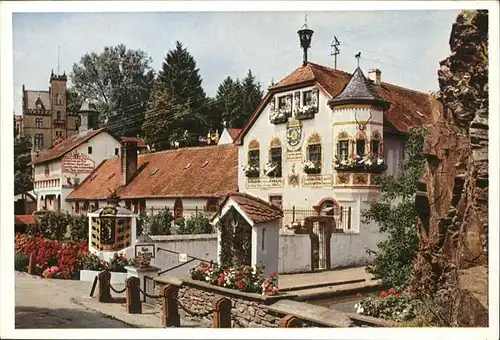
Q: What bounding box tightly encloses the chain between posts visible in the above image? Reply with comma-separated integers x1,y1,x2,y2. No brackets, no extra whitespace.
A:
173,295,213,318
137,286,162,299
101,278,127,294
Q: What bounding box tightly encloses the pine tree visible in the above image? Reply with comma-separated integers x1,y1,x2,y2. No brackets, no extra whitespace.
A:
216,76,243,129
155,41,208,139
240,69,263,126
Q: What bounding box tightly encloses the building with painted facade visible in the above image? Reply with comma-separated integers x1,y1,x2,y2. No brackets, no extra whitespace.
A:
31,128,122,212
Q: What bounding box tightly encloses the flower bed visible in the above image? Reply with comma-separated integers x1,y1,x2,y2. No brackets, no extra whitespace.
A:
354,288,422,322
15,233,88,279
190,262,279,296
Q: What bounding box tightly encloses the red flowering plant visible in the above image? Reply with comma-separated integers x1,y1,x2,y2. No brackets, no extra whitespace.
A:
42,266,61,279
354,288,422,322
15,233,88,279
190,262,279,295
128,254,151,269
107,253,128,273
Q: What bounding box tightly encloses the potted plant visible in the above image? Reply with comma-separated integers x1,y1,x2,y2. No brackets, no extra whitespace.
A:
242,164,260,178
302,160,321,175
79,252,129,284
263,161,281,178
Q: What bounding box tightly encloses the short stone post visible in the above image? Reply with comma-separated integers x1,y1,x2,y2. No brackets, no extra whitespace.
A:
279,315,303,328
160,284,180,327
212,297,231,328
27,253,36,275
97,270,112,303
125,276,142,314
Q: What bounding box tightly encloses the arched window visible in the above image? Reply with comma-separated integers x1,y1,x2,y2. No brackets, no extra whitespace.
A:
56,93,62,105
355,131,367,157
317,198,339,216
174,199,183,220
205,198,219,213
247,140,260,176
268,138,282,178
370,130,382,156
306,133,322,173
83,201,89,213
337,132,350,161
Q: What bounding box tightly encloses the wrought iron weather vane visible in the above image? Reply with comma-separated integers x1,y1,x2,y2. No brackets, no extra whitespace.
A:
355,52,361,67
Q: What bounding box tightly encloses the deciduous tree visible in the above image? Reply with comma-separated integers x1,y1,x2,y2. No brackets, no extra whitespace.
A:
70,44,154,137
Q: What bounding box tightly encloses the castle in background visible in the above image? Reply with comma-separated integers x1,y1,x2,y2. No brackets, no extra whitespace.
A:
14,71,81,150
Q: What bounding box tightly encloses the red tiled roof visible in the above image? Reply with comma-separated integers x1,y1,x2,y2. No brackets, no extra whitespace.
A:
67,144,238,200
227,129,242,141
31,128,107,165
235,62,441,143
120,137,146,148
219,192,283,224
15,215,35,226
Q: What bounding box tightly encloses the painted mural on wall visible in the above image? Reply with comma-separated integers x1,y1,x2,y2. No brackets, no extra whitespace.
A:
61,150,95,174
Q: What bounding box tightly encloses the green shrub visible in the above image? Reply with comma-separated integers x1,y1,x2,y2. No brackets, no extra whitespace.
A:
69,214,88,241
355,288,423,322
14,252,29,272
174,213,213,235
29,211,88,241
362,127,427,290
142,208,173,236
136,211,147,236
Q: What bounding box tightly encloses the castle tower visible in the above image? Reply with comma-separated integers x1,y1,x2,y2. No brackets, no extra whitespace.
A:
49,70,68,141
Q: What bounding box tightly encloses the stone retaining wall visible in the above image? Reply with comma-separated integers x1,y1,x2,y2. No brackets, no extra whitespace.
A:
154,276,331,328
154,276,398,328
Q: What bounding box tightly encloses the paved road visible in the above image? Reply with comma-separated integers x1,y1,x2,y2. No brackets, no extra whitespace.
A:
15,272,131,328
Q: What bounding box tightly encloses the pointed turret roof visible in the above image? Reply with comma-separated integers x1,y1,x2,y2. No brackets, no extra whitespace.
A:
329,67,390,109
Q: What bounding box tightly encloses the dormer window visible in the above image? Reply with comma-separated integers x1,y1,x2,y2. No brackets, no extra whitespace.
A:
36,103,42,110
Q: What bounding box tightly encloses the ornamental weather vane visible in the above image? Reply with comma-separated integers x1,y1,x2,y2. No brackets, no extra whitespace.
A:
355,52,361,67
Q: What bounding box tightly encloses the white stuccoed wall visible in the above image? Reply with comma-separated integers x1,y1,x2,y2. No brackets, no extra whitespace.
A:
145,227,385,276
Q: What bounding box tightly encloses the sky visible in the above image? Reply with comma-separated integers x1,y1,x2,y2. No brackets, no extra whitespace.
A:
12,10,461,115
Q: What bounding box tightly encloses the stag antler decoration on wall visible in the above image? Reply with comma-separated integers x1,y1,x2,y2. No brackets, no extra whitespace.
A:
355,110,372,131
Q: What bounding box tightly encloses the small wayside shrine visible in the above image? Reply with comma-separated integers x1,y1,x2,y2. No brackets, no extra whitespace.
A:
211,192,283,275
87,190,137,260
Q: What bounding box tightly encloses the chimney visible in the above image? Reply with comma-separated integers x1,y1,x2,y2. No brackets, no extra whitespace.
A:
120,140,138,186
368,68,382,85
